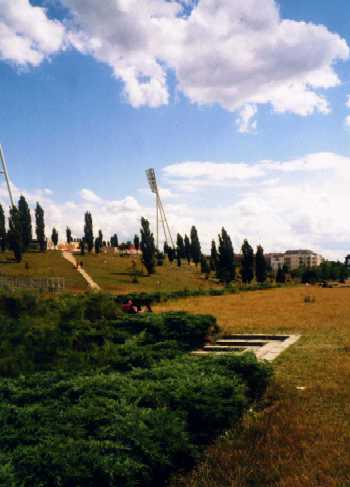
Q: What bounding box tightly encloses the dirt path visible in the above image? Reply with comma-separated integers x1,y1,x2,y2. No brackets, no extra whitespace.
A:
62,252,101,291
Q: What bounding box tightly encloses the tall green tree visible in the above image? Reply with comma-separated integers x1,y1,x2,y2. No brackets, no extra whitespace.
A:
176,247,182,267
140,217,156,274
134,234,140,251
190,226,201,265
35,203,46,252
18,195,32,251
184,234,191,264
276,266,286,284
66,227,73,244
94,237,101,254
216,228,235,284
51,228,59,248
84,212,94,252
80,238,85,255
201,256,210,276
110,234,119,247
210,240,218,272
176,234,185,258
8,206,22,262
98,230,103,247
255,245,267,284
0,204,6,251
241,239,254,284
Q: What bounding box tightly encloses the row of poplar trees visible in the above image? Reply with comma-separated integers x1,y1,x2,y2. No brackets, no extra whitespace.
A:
0,196,46,262
139,217,267,284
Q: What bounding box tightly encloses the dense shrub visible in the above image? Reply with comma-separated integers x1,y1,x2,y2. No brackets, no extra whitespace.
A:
0,291,218,376
0,354,272,487
0,291,273,486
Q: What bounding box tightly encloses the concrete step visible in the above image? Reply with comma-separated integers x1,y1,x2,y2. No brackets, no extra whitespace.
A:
203,345,258,352
221,334,289,341
215,340,268,347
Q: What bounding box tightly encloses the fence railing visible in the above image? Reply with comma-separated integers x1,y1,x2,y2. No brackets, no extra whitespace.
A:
0,277,65,292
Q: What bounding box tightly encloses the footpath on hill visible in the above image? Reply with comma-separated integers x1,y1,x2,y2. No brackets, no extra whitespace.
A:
62,252,101,291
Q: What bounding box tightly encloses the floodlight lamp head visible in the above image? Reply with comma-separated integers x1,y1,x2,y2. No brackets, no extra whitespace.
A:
146,168,158,194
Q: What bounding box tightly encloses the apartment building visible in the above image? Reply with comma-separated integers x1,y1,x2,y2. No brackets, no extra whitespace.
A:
266,253,285,272
284,250,324,270
266,250,324,271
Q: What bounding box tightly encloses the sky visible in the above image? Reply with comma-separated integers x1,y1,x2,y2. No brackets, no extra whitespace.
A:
0,0,350,258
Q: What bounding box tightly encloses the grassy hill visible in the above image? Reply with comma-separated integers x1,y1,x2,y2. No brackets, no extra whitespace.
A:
77,253,223,294
157,286,350,487
0,251,87,292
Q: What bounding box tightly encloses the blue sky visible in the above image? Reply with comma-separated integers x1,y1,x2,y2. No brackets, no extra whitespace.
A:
0,0,350,257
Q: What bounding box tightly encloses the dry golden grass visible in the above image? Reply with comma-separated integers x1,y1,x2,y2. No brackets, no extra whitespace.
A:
157,286,350,487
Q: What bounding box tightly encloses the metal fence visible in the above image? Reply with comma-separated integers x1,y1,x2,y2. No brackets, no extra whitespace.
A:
0,277,65,292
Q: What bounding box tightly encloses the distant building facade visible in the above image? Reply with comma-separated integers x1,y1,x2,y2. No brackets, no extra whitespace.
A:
266,250,324,271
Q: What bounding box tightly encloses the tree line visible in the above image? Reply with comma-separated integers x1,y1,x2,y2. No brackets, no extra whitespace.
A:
139,218,269,284
0,197,46,262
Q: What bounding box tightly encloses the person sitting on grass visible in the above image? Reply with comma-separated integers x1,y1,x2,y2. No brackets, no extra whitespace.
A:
122,299,138,314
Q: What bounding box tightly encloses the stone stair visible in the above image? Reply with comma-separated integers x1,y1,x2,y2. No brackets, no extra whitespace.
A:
192,334,300,361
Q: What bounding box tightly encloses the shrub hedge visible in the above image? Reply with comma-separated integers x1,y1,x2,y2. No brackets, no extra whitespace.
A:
0,291,273,486
115,281,277,306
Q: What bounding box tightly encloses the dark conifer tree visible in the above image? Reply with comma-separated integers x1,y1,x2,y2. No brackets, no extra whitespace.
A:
18,195,32,251
184,234,191,264
241,239,254,284
98,230,103,248
8,206,23,262
66,227,73,244
51,228,59,248
176,234,186,258
176,247,182,267
140,217,156,274
190,226,201,265
0,204,6,251
94,237,101,254
210,239,218,272
35,203,46,252
200,255,210,275
134,234,140,251
110,234,119,247
216,227,235,284
84,212,94,252
80,238,85,255
255,245,267,284
276,266,286,283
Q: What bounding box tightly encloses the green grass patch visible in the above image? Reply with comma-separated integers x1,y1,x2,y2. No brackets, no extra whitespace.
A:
0,251,87,291
77,253,223,293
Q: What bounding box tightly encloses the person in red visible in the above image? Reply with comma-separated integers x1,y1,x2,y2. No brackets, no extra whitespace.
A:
122,299,138,314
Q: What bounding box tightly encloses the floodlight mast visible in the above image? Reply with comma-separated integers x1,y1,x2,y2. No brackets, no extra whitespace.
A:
145,168,174,250
0,144,15,207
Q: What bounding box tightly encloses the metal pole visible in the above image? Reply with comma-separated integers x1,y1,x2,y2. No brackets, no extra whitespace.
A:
158,196,175,248
157,191,168,248
0,144,15,207
156,193,159,250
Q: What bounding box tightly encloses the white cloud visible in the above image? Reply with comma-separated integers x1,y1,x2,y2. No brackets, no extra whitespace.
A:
236,104,257,133
1,0,348,127
161,153,350,258
79,188,102,203
0,0,66,66
60,0,349,124
345,115,350,128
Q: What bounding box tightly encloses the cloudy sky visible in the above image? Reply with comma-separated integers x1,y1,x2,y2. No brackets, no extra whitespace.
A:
0,0,350,258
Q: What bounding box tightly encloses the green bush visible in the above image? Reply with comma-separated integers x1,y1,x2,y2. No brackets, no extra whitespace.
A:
0,291,273,486
0,352,272,487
